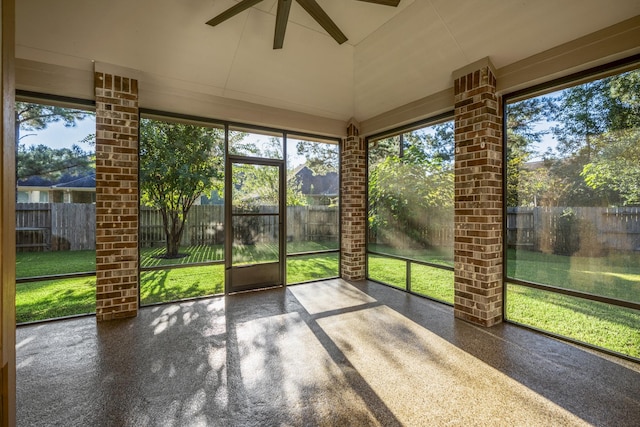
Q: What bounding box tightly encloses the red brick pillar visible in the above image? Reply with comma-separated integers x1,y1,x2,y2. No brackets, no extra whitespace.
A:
340,119,366,281
94,71,139,321
452,59,503,327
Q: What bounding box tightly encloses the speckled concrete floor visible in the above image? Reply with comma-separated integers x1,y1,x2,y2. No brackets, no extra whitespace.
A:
16,279,640,426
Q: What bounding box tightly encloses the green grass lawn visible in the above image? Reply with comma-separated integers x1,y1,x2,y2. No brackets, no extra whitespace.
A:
367,255,407,289
288,240,339,254
368,249,640,359
17,244,639,359
508,248,640,303
16,242,339,323
410,263,454,303
287,252,339,284
140,264,225,305
17,241,337,277
367,254,454,303
16,276,96,323
17,249,96,278
367,243,454,267
140,245,224,268
506,283,640,358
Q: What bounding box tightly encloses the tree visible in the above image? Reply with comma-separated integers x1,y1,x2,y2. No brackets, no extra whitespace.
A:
368,122,454,249
582,128,640,205
16,101,94,184
505,97,554,206
542,70,640,206
403,122,455,164
233,163,307,210
17,144,94,181
295,140,338,175
579,71,640,205
140,119,224,258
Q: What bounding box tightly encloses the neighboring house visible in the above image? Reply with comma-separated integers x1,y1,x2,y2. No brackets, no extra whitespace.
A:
197,166,339,206
198,190,224,206
17,173,96,204
291,165,339,206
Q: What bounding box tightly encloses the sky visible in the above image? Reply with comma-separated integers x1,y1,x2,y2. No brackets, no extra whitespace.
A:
18,117,317,168
19,109,561,165
19,117,96,151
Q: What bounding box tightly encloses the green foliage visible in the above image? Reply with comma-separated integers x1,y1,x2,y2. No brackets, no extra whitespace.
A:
505,98,555,206
295,139,339,175
233,162,307,210
16,102,95,181
368,136,400,167
369,155,453,237
229,131,282,158
549,70,640,206
553,208,581,255
403,122,454,163
286,178,308,206
17,144,94,180
581,128,640,205
507,69,640,207
140,119,224,257
368,122,454,249
232,163,278,209
578,71,640,205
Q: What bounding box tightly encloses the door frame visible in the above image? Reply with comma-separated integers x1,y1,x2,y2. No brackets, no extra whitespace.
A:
224,155,286,294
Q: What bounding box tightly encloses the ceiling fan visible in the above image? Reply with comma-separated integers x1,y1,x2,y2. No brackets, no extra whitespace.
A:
206,0,401,49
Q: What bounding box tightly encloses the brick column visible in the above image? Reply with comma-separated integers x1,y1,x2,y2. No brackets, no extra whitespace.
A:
94,71,139,321
452,58,503,327
340,119,366,281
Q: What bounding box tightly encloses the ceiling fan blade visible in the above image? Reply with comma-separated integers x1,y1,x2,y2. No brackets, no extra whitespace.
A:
356,0,401,6
273,0,293,49
206,0,265,27
295,0,348,45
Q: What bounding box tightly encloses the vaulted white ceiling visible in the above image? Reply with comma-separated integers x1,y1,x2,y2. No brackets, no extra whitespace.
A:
15,0,640,124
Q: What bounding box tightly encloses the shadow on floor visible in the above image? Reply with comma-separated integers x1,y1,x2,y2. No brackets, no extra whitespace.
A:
16,279,640,426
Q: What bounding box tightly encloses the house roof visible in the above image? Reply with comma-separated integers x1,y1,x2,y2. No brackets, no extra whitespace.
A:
52,174,96,189
292,166,338,196
18,173,96,190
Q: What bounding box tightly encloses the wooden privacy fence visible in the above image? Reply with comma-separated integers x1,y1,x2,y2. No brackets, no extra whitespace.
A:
507,207,640,254
16,203,339,251
139,205,339,247
368,208,454,250
368,206,640,254
17,203,640,253
16,203,96,251
140,205,225,248
286,206,337,242
16,203,52,251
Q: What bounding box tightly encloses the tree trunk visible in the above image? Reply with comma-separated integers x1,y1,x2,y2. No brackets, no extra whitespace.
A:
162,209,186,258
166,231,181,258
